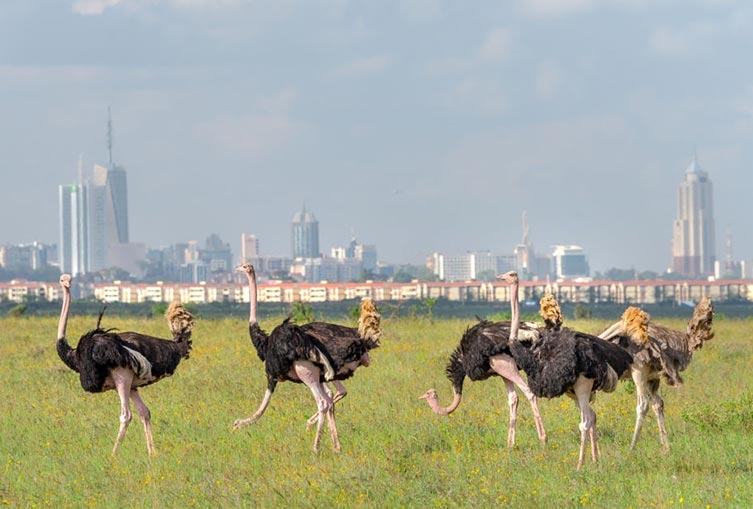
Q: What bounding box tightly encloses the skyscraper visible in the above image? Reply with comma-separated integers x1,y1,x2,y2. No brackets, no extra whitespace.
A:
291,205,320,259
90,163,131,270
241,233,260,263
58,181,89,275
671,155,716,277
107,165,129,244
59,111,142,275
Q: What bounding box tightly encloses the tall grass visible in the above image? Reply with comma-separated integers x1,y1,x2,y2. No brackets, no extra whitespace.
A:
1,314,752,508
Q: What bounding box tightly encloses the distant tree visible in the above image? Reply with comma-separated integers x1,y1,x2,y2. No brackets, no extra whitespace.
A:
604,268,637,281
638,270,659,280
8,303,27,317
423,297,438,322
348,303,361,323
151,303,168,318
573,303,592,319
662,272,688,281
352,270,389,283
290,301,314,323
391,270,414,283
392,264,437,281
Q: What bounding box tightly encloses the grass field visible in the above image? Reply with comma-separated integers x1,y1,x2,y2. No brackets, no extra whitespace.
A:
1,312,752,508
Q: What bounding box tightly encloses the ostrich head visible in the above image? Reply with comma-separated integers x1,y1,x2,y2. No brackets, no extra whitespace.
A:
60,274,72,290
236,263,256,277
419,389,438,403
620,306,650,345
419,388,461,416
496,271,518,284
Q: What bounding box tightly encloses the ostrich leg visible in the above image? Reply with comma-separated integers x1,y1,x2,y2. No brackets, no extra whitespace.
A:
307,380,348,428
572,375,596,470
629,369,651,450
111,367,134,455
490,354,547,445
294,361,340,452
130,389,155,456
647,378,669,452
331,380,348,404
503,378,518,447
233,379,277,430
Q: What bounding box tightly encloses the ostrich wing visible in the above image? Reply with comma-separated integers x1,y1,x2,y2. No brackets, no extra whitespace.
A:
301,322,371,366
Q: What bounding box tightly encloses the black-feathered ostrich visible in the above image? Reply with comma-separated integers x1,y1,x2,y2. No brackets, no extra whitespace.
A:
419,284,552,447
598,298,713,450
56,274,195,456
232,263,381,452
502,271,639,469
298,299,381,427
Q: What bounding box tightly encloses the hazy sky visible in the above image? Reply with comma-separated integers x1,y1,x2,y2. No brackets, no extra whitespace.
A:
2,0,752,272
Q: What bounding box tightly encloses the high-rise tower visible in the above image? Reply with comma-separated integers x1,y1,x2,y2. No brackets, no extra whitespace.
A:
291,205,320,259
671,154,716,277
58,156,89,275
90,108,130,270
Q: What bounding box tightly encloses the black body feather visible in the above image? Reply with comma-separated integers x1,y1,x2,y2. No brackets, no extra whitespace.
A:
513,327,632,399
59,321,193,394
262,319,337,382
249,322,269,362
301,322,379,381
446,319,538,389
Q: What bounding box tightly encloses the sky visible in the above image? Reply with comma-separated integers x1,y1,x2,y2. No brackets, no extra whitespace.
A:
1,0,752,273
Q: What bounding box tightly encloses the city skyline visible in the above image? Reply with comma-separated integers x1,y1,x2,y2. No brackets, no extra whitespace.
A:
2,1,753,272
38,153,753,279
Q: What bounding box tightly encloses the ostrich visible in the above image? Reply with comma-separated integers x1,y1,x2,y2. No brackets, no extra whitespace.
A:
502,271,638,469
298,299,382,427
419,284,554,447
55,274,195,456
598,297,713,450
232,263,381,452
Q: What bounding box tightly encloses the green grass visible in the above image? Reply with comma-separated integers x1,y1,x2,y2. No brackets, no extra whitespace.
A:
1,314,752,508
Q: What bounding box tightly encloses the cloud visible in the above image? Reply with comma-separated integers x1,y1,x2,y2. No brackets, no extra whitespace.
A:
71,0,123,15
196,88,301,158
478,28,511,63
534,61,562,99
397,0,442,21
736,86,753,120
0,65,105,83
519,0,594,17
648,23,715,56
445,78,507,115
333,56,392,78
170,0,246,9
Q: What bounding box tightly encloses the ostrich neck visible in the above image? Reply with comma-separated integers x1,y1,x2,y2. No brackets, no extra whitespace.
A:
246,272,258,324
57,286,71,340
509,279,520,341
427,391,462,416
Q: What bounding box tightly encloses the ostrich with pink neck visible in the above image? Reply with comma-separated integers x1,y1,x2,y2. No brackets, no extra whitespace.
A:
420,273,547,447
56,273,194,456
233,263,381,452
504,271,638,469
